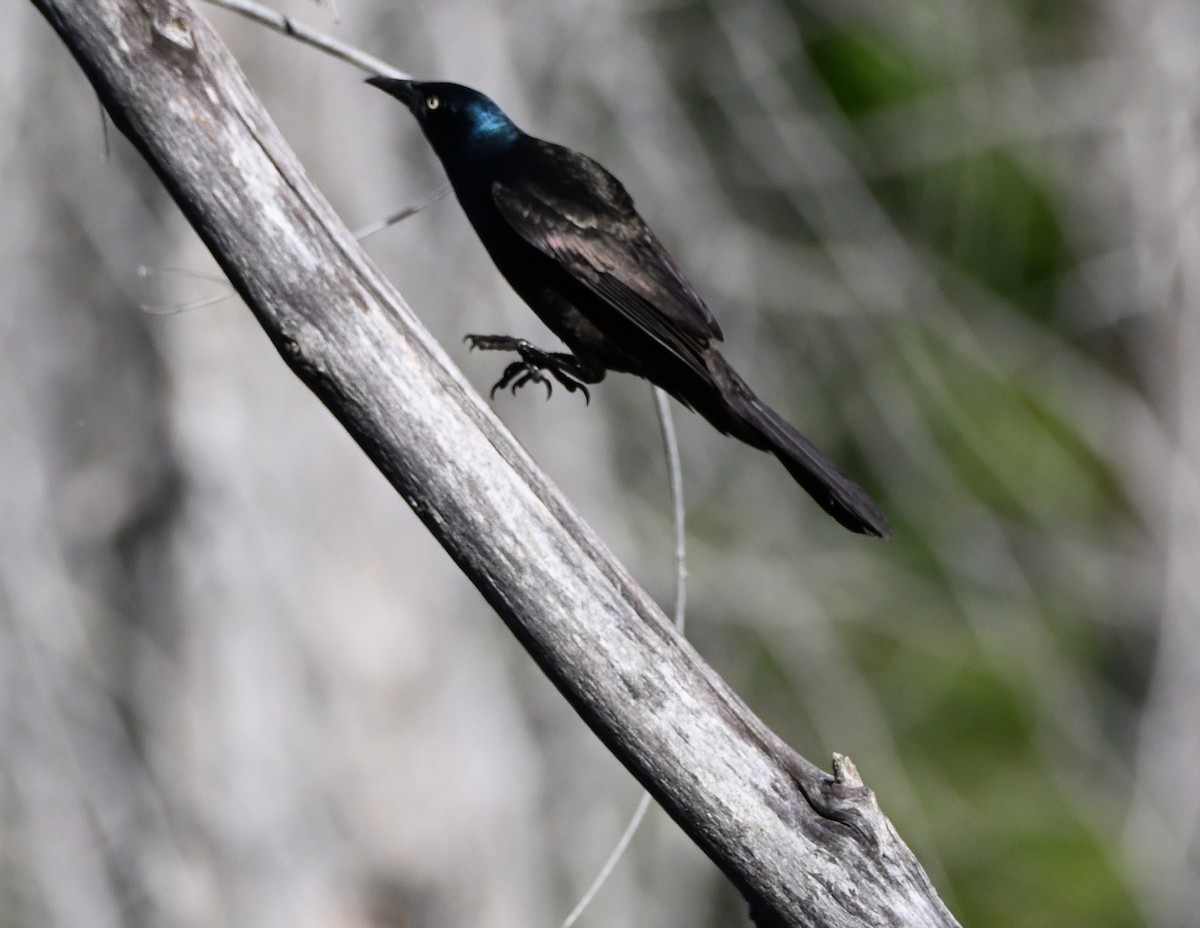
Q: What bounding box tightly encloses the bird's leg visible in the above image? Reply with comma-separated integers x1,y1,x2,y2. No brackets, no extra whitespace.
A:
464,334,602,403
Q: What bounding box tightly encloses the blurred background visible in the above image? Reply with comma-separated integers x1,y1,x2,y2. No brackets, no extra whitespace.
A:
3,0,1197,926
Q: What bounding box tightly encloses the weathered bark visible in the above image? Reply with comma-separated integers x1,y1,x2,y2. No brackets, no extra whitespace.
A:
29,1,960,925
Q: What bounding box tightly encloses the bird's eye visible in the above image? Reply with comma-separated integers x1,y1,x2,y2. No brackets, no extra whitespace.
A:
425,94,440,110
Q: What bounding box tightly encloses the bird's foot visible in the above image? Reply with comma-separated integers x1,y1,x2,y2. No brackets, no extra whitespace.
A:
465,334,592,403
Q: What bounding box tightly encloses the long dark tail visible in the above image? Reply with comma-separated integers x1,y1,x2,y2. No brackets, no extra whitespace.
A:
698,354,890,538
740,394,889,537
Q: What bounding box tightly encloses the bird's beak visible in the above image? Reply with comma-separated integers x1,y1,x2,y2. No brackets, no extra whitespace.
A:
365,76,421,111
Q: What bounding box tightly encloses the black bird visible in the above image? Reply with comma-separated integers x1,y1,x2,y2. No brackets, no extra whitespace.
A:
367,77,888,538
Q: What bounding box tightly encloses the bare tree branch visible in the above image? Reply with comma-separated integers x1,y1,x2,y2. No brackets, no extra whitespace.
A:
28,0,959,925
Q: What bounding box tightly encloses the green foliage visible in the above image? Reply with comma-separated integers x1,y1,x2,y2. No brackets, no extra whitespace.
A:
807,31,929,116
649,3,1150,927
889,153,1067,320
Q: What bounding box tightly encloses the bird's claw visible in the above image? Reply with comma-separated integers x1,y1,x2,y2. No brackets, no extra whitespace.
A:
465,334,519,353
548,370,589,404
491,361,554,400
465,334,591,404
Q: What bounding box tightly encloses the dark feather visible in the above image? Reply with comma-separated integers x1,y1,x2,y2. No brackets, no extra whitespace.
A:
492,140,722,378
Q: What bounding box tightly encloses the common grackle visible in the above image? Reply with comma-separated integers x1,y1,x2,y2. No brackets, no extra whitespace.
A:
367,77,889,538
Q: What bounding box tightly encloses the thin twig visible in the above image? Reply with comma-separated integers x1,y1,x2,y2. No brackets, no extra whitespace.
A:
137,264,230,285
134,264,233,314
654,387,687,632
96,91,111,161
352,187,451,241
315,0,339,26
559,792,654,928
135,180,447,314
199,0,404,77
558,391,686,928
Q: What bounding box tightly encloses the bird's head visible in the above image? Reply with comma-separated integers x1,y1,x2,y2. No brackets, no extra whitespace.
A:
367,77,521,161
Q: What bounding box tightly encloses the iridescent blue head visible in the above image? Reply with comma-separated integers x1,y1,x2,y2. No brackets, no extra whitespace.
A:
367,77,521,163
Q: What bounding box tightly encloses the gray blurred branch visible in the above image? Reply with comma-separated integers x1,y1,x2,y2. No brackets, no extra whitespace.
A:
29,0,959,925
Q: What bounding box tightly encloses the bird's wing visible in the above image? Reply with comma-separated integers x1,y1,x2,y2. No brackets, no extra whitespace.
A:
491,142,723,373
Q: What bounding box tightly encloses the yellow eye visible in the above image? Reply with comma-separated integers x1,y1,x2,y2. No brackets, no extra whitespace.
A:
425,94,440,110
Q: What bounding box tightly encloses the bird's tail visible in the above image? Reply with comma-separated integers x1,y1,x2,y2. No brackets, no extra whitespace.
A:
750,397,889,537
711,362,890,538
